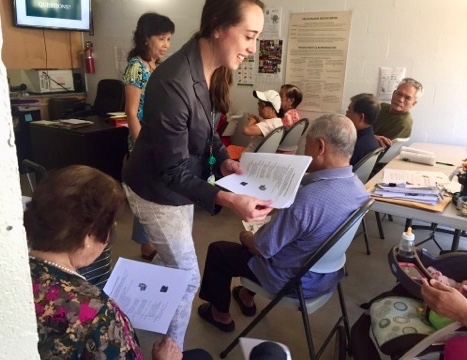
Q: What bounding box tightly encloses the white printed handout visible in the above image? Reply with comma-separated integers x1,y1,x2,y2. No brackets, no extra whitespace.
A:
103,258,190,334
216,153,312,208
382,169,451,187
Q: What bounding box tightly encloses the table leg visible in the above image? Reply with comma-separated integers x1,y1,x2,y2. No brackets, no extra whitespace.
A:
451,229,461,252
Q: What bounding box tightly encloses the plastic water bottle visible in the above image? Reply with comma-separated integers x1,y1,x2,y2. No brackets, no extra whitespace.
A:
398,227,415,259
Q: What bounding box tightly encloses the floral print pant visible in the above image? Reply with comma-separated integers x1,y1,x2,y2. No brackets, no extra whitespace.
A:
123,184,200,349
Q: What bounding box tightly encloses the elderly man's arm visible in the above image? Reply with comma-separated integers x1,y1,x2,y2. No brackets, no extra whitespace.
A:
421,278,467,325
375,135,392,148
239,230,261,255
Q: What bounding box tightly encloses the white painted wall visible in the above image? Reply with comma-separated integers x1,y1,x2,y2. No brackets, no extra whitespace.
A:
85,0,467,146
0,15,40,360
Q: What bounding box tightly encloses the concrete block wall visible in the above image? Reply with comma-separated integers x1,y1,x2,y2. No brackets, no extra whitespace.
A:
85,0,467,146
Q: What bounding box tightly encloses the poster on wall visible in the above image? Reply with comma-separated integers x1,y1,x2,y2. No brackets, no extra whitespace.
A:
262,8,282,38
378,67,406,101
285,11,352,112
257,39,283,83
235,54,255,86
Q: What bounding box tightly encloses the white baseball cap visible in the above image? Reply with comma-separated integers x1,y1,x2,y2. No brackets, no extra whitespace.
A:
253,90,281,113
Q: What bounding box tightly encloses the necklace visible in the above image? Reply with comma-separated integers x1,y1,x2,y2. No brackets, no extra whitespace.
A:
147,61,156,73
207,110,217,185
29,255,86,281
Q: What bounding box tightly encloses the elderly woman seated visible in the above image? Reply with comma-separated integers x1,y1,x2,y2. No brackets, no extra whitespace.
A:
25,165,211,360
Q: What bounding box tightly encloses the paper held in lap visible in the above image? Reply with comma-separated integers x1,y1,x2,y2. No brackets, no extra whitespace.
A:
103,258,190,333
216,153,312,208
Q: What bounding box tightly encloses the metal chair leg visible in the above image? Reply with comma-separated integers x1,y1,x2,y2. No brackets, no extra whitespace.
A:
297,283,317,359
337,283,351,348
362,217,371,255
405,218,413,230
375,212,385,239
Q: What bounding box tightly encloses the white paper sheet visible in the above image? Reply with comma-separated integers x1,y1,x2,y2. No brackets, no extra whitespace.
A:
216,153,312,208
103,258,190,334
285,11,352,112
107,112,127,117
378,66,406,101
33,120,57,125
382,169,451,187
59,119,93,125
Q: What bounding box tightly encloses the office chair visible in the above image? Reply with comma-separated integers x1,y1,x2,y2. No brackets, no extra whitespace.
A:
22,159,47,195
277,118,309,153
353,147,385,255
220,199,375,360
48,97,87,120
254,126,285,153
68,79,125,118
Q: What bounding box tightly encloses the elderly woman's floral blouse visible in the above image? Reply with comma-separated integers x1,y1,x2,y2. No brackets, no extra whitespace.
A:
30,257,144,359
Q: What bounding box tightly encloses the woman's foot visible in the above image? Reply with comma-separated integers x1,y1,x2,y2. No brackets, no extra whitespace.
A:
141,243,157,261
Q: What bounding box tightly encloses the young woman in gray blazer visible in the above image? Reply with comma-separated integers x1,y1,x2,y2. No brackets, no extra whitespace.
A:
123,0,272,348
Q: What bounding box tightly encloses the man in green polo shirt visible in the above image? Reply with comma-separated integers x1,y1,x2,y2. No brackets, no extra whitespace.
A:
374,78,423,147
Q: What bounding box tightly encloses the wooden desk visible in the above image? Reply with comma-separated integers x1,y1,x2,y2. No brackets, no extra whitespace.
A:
367,143,467,249
30,116,128,181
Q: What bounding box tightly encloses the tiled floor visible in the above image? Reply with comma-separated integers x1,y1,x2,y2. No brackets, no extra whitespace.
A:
110,202,466,360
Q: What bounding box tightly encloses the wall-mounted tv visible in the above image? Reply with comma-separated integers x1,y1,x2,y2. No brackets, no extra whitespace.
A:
13,0,91,31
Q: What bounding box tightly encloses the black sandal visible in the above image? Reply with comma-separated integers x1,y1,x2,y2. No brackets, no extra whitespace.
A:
232,286,257,316
198,303,235,332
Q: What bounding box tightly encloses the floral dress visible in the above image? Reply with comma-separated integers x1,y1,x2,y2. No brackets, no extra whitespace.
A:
122,57,152,151
30,257,144,359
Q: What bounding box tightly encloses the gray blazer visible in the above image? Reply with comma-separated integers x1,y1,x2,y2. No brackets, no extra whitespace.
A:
123,38,230,212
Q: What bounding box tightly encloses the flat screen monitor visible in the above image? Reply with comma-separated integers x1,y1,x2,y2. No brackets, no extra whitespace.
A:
13,0,91,31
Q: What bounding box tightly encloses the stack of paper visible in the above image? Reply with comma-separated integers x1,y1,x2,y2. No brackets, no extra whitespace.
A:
59,119,93,125
399,146,436,166
372,169,451,205
107,112,127,118
373,185,441,204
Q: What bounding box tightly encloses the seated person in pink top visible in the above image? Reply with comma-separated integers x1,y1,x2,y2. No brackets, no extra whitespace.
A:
243,90,283,152
279,84,303,128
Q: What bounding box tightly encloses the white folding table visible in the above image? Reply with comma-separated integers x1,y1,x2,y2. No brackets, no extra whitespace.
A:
367,143,467,250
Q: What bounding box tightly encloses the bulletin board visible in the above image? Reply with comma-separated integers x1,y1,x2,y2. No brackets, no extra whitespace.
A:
284,11,352,112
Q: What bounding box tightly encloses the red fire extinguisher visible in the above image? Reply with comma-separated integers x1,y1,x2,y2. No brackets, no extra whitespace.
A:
84,41,96,74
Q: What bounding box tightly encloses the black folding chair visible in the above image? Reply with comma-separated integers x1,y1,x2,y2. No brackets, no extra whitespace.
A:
277,118,309,153
254,126,285,153
220,199,375,360
353,147,385,254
